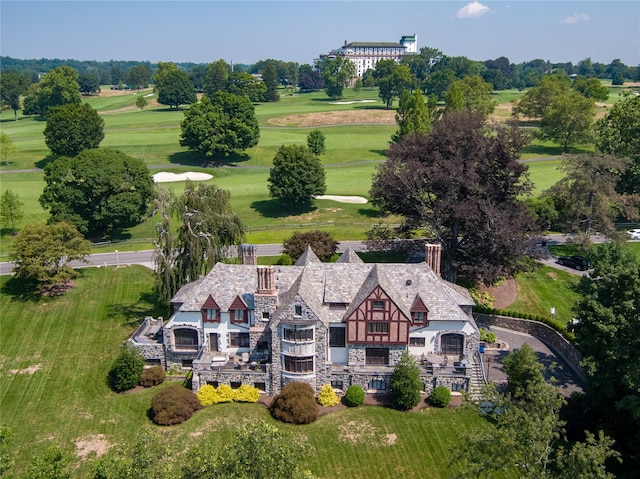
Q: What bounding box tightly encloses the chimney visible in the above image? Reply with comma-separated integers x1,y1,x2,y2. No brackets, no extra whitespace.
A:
257,266,275,294
240,244,257,265
425,244,441,277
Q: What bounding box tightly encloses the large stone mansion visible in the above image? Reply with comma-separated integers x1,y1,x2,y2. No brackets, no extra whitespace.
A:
130,243,484,397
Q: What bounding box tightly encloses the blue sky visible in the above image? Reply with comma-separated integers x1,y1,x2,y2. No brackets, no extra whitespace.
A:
1,1,638,66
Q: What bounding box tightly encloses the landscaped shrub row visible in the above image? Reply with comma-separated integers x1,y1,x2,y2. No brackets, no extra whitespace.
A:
151,384,201,425
473,305,575,340
197,384,260,406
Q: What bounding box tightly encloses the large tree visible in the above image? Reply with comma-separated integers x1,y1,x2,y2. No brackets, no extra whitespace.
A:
268,144,326,209
22,65,81,117
444,75,497,116
77,72,100,95
9,222,90,293
126,63,151,90
261,63,280,102
156,68,196,109
282,230,338,262
542,154,637,236
373,59,414,109
0,70,30,120
316,55,355,100
512,74,572,118
40,149,154,237
180,92,259,162
370,111,533,284
538,90,595,152
573,242,640,460
202,59,229,97
595,93,640,195
44,103,104,156
153,182,246,309
392,88,435,143
225,71,266,102
0,189,24,235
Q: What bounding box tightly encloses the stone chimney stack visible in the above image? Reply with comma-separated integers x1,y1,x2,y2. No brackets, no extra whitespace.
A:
257,266,275,294
240,244,257,265
425,244,442,277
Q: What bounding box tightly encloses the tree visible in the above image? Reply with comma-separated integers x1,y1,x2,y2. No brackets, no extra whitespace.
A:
573,242,640,458
0,70,30,120
18,445,70,479
0,189,24,235
445,75,497,116
226,71,266,102
389,351,422,410
572,76,609,101
502,343,544,398
298,70,324,91
22,65,81,117
262,63,280,102
40,149,154,237
392,88,435,143
179,92,260,162
91,434,167,479
595,93,640,194
9,222,90,293
156,68,196,109
126,63,151,90
0,132,17,164
77,72,100,95
373,59,414,109
542,154,637,236
268,144,326,209
153,181,246,309
317,55,355,99
202,59,229,97
181,421,316,479
282,230,338,262
370,111,533,284
512,74,572,119
135,95,147,109
44,103,104,156
423,68,456,100
538,90,595,151
108,343,145,392
306,129,326,156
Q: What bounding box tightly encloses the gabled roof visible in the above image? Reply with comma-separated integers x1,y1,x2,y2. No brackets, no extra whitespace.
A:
295,245,322,266
344,265,410,320
336,248,363,264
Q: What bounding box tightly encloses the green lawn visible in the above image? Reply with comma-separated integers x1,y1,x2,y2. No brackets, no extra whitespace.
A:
0,266,501,479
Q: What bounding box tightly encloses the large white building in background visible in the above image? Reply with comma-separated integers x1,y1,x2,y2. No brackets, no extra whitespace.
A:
319,34,418,78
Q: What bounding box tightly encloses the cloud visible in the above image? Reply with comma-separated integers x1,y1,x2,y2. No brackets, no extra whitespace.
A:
561,13,590,24
456,1,491,19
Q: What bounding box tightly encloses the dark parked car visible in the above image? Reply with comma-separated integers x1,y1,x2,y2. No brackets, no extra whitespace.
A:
557,255,590,271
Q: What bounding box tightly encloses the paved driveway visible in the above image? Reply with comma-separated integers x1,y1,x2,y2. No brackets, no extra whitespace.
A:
481,326,585,397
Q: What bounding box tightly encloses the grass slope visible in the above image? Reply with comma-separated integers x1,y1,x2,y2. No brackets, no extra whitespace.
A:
0,266,501,479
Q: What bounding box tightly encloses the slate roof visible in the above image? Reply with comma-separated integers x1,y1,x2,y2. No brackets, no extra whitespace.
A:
173,252,473,325
345,42,405,48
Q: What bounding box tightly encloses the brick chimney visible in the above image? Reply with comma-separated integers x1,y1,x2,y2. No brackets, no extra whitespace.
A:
240,244,257,265
425,244,441,277
257,266,275,294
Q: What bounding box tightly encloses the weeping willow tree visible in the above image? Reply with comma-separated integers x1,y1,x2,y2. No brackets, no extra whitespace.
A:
153,181,246,310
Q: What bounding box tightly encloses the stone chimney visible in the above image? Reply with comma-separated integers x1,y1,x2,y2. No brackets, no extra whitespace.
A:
425,244,441,277
257,266,275,294
240,244,257,265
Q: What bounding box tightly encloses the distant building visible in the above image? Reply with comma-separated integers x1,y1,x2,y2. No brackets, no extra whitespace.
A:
129,243,484,398
318,34,418,78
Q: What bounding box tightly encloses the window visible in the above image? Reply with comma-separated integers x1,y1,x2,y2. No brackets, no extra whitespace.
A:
181,359,193,368
409,337,426,347
294,305,302,315
329,327,346,347
205,308,219,322
331,380,344,390
284,355,314,373
372,300,385,310
262,311,270,319
412,311,426,323
283,327,313,342
368,379,387,391
256,340,268,351
441,334,464,355
254,382,266,392
229,332,250,348
207,381,219,388
365,348,389,365
174,328,198,349
367,322,389,334
230,381,241,389
145,359,161,366
232,309,247,323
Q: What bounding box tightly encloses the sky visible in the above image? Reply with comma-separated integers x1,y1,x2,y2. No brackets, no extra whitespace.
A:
1,1,638,67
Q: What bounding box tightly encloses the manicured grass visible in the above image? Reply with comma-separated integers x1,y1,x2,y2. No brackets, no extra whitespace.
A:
0,266,502,479
510,265,580,328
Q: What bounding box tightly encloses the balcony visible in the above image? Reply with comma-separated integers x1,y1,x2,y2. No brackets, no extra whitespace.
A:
281,341,315,356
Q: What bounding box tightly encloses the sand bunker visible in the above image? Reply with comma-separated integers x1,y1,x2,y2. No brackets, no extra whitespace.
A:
330,99,378,105
153,172,213,183
315,195,368,204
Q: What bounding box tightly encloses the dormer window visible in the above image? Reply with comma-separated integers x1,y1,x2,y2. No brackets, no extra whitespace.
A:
207,309,219,321
294,305,302,316
230,296,248,324
202,295,221,323
412,311,426,323
410,296,429,325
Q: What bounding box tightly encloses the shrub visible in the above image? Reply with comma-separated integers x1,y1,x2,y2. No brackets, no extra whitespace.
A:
390,352,422,410
317,384,340,407
212,384,235,404
429,386,452,408
343,385,365,407
270,382,318,424
108,343,145,392
151,384,201,425
197,384,216,406
233,384,260,403
140,366,166,388
276,253,292,265
480,328,497,344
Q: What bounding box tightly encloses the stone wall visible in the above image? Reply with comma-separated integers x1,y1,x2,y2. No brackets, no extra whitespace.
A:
474,312,586,383
126,340,166,368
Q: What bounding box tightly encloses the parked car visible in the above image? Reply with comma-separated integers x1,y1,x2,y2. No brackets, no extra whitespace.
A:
627,229,640,240
557,255,590,271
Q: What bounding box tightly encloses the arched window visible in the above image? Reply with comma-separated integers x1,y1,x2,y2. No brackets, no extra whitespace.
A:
441,333,464,355
174,328,199,350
